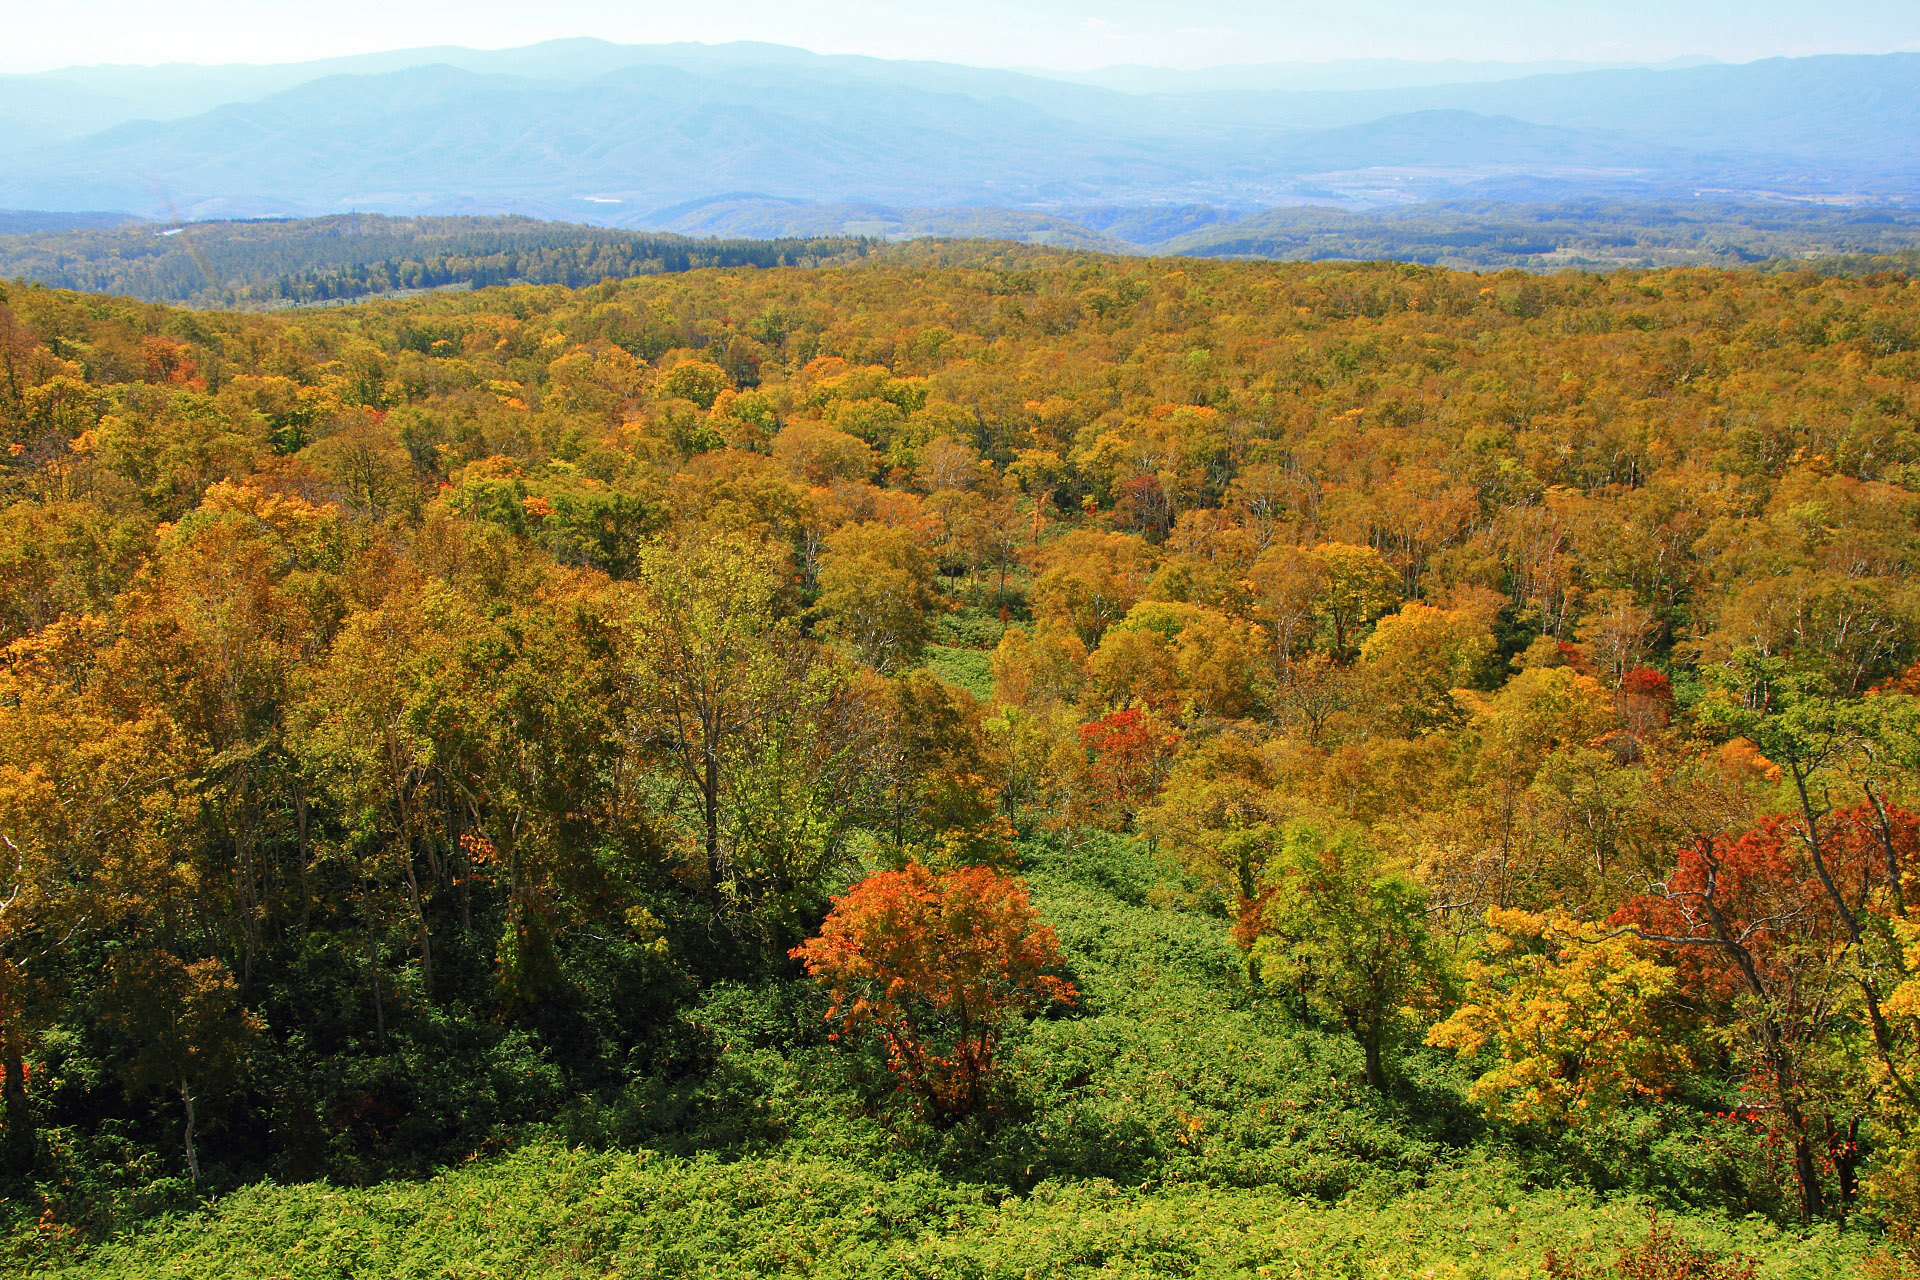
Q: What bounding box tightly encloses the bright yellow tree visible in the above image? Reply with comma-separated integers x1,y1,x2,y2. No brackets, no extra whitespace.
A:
1427,906,1687,1128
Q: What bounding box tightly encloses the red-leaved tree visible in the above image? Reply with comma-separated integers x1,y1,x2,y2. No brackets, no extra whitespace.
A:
1079,707,1181,826
1616,665,1674,734
1614,802,1920,1220
791,863,1075,1121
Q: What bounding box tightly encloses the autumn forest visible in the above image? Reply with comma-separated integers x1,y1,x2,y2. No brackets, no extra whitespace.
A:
2,244,1918,1275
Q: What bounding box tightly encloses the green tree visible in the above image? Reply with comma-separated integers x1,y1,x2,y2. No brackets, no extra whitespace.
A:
720,646,887,932
1251,823,1447,1089
660,359,732,411
627,530,789,888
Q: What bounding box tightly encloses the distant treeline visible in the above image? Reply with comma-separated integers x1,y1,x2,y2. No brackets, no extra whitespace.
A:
1759,248,1920,277
1160,200,1920,271
0,214,872,307
0,210,142,236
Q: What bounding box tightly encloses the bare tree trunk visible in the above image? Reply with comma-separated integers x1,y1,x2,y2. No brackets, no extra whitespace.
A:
1791,1131,1823,1222
235,825,259,985
179,1077,200,1186
399,845,432,996
1830,1116,1860,1218
1359,1022,1386,1092
458,826,472,935
367,934,385,1044
294,779,312,930
704,750,722,889
1864,781,1909,917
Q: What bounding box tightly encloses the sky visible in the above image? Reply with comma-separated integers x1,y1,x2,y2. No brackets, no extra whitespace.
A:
3,0,1918,74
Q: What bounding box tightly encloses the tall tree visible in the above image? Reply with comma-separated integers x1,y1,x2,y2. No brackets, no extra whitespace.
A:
627,530,786,890
0,618,196,1176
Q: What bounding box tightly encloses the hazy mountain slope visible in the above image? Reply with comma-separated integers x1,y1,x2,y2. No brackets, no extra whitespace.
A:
2,46,1914,219
0,209,144,235
0,39,1159,155
1044,55,1721,94
0,47,479,152
1254,109,1683,171
1414,54,1920,164
1183,54,1920,168
0,78,153,154
1060,204,1237,246
0,63,1219,218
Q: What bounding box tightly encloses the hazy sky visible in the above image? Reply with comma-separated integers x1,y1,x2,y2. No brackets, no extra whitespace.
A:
5,0,1919,74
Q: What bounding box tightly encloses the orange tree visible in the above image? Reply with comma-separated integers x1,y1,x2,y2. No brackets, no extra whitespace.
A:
791,863,1074,1122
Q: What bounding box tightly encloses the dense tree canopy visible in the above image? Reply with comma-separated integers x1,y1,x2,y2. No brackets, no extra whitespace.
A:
3,244,1920,1261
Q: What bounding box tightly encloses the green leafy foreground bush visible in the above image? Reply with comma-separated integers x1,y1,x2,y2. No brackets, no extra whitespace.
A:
12,836,1873,1277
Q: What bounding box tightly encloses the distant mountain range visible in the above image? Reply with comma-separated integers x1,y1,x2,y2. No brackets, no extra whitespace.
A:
0,40,1914,229
1036,56,1724,95
0,44,1727,150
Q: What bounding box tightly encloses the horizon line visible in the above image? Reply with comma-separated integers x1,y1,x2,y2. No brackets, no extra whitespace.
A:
0,35,1840,81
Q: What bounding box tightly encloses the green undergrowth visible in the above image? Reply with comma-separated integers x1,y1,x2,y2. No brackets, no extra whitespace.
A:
15,833,1874,1277
31,1146,1863,1280
920,644,995,701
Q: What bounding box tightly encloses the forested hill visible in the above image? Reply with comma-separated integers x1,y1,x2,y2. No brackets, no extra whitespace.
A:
9,207,1920,314
0,214,869,307
1152,201,1920,271
0,211,141,237
2,249,1917,1274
